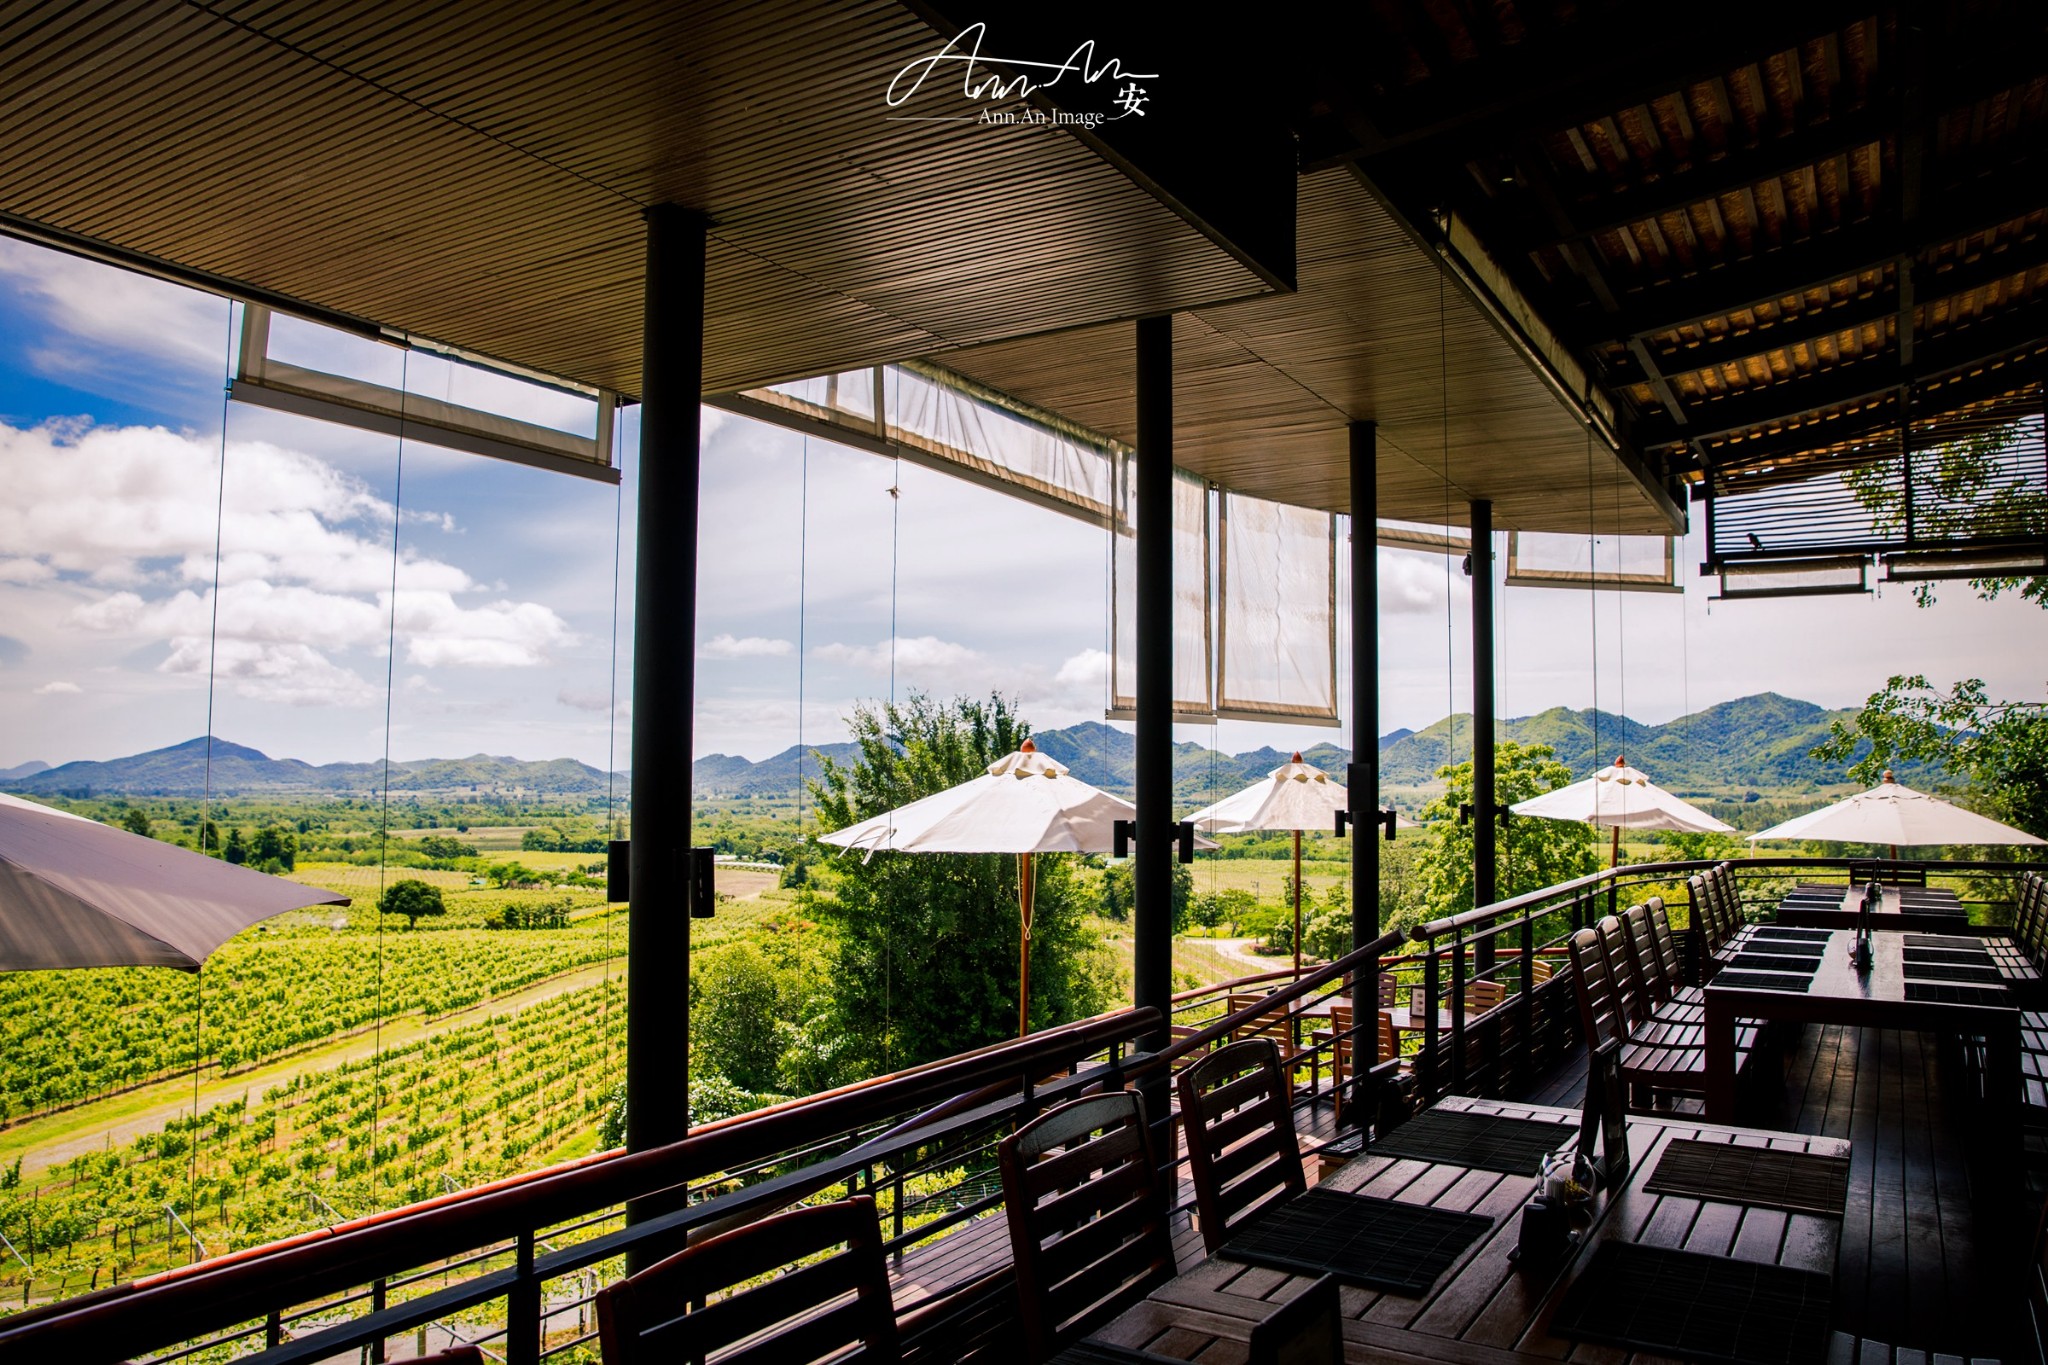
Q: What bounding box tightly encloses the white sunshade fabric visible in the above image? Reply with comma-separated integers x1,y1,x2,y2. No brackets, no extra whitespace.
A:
1748,776,2046,847
1217,493,1338,724
1111,461,1213,717
1184,754,1348,833
816,744,1135,856
1510,757,1734,833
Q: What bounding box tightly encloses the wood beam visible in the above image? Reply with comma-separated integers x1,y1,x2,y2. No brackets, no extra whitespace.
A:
1644,303,2048,448
1686,349,2048,472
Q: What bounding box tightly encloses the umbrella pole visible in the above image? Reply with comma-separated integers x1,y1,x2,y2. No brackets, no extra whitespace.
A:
1018,852,1035,1039
1292,829,1303,977
1610,825,1621,870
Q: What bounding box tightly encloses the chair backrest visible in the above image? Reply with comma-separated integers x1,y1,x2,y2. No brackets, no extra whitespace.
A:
1378,1011,1397,1065
1566,926,1626,1053
594,1197,898,1365
1000,1091,1177,1361
1378,972,1398,1007
1465,979,1508,1014
1530,955,1558,985
1641,897,1685,989
2016,872,2047,966
1325,1003,1355,1070
1620,903,1669,1007
1228,992,1295,1053
1709,864,1744,939
1246,1273,1343,1365
1594,915,1648,1030
1178,1039,1307,1255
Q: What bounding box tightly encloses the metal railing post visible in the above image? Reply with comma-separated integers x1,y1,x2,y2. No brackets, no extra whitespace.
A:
370,1279,387,1364
507,1230,539,1365
1519,913,1537,1089
1449,928,1467,1092
1422,945,1441,1101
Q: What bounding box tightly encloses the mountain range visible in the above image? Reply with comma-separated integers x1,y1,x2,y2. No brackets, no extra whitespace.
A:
3,693,1893,804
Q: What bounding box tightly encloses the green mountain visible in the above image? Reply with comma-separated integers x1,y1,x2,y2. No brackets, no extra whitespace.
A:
1,693,1902,807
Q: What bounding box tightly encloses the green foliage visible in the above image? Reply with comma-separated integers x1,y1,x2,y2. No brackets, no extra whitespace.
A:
492,897,571,931
378,879,446,929
1417,742,1597,918
1812,675,2048,840
810,693,1116,1078
417,834,477,862
1844,423,2048,609
250,826,296,871
691,943,787,1094
222,828,248,866
1656,829,1747,861
1097,858,1192,932
119,808,151,838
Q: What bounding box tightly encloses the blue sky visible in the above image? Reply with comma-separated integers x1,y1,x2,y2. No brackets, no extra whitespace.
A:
2,235,2044,774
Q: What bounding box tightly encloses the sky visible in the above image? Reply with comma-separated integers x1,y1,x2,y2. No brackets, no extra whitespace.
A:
1,235,2044,775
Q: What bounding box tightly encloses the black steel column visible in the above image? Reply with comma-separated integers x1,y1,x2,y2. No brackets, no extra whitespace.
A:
627,205,703,1191
1470,498,1497,974
1133,315,1174,1092
1348,422,1379,1067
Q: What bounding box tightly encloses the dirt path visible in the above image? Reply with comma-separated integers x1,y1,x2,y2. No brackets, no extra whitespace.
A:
3,959,623,1178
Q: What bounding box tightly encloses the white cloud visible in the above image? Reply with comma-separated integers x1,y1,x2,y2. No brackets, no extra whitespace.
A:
0,558,53,584
1379,548,1456,615
700,633,794,659
816,635,987,676
1054,648,1110,690
32,680,80,695
159,638,379,707
0,238,225,374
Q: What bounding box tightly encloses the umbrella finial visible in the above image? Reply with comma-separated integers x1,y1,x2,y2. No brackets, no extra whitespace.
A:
1881,768,1894,784
1290,751,1303,763
1614,755,1625,768
1021,737,1037,753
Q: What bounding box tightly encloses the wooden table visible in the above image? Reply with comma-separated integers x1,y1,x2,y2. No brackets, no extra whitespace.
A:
1086,1096,1846,1364
1703,929,2021,1153
1774,884,1968,932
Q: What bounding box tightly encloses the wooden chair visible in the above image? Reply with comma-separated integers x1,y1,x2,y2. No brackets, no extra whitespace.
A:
1529,955,1559,986
1643,898,1703,1016
1464,978,1508,1014
594,1197,898,1365
1247,1273,1342,1365
1227,992,1302,1072
1178,1038,1307,1254
999,1090,1177,1361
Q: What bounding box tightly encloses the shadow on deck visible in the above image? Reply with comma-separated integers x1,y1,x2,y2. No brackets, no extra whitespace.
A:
1530,1024,2023,1361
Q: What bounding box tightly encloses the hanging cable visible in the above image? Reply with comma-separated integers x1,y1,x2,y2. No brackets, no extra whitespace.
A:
1585,409,1599,781
191,296,236,1258
371,349,411,1201
601,407,625,1087
1439,267,1456,777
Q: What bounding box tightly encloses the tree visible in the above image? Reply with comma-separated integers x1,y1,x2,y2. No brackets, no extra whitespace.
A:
250,826,296,871
1811,675,2048,840
691,942,788,1093
810,692,1116,1080
1417,742,1597,919
1843,422,2048,610
1097,858,1192,933
119,808,151,838
377,879,445,929
222,827,248,865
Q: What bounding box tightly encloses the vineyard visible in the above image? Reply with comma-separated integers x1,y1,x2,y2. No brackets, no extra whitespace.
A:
0,974,627,1303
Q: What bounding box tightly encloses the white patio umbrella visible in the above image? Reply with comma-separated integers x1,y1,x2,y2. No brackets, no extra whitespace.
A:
1510,755,1734,868
818,738,1152,1037
0,791,349,971
1183,753,1349,975
1747,770,2046,857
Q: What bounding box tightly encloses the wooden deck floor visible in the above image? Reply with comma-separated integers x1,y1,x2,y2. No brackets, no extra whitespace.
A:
1531,1024,2026,1361
886,1025,2028,1362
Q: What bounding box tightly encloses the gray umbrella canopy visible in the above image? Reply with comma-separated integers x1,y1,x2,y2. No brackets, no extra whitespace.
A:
0,792,348,972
